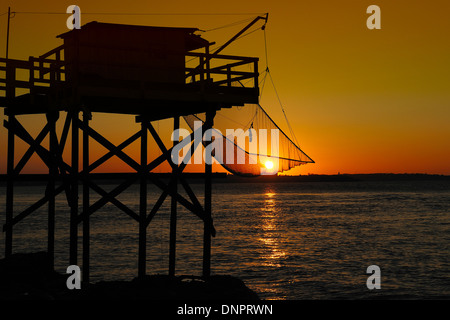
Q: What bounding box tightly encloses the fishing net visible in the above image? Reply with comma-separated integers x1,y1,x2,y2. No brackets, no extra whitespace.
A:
183,103,314,176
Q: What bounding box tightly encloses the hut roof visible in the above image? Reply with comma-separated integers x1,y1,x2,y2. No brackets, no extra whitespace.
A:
57,21,210,51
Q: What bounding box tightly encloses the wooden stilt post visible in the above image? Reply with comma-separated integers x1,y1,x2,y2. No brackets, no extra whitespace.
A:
203,109,215,277
47,112,57,271
5,114,15,258
82,110,90,282
169,116,179,276
138,119,148,278
70,110,79,265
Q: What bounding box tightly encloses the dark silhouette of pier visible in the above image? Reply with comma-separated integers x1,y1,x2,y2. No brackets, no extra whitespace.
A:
0,19,264,283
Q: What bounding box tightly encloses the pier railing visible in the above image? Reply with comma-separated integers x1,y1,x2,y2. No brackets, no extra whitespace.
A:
0,47,258,102
0,45,66,100
185,52,259,89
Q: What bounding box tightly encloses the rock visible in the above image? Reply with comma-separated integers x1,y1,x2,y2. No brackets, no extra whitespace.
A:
0,252,259,300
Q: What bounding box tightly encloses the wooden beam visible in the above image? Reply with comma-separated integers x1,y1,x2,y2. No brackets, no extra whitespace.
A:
203,109,216,277
146,121,211,234
4,119,52,168
13,123,50,175
5,114,15,257
55,113,74,210
70,111,79,266
145,188,169,228
169,116,179,276
76,175,139,224
82,111,90,283
59,111,72,152
3,185,65,232
4,118,72,173
87,130,141,173
213,74,256,87
142,122,203,174
3,115,75,227
78,119,141,172
87,180,140,223
138,121,148,278
145,174,205,223
144,121,216,236
47,112,58,271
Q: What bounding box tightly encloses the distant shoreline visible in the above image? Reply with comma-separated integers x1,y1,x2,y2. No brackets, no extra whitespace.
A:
0,172,449,185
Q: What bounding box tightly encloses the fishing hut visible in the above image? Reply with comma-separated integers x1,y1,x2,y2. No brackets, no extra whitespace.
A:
0,18,265,282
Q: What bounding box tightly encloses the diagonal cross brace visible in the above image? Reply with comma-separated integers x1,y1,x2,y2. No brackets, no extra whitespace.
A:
4,116,75,209
146,171,216,237
144,120,216,236
2,184,66,232
87,130,142,174
78,119,141,172
146,122,205,212
76,121,196,225
75,118,214,234
76,174,139,224
13,123,50,175
4,118,72,173
86,179,140,223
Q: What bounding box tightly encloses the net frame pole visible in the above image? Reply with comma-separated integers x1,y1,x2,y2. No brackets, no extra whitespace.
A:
138,120,148,278
203,108,216,277
69,110,79,266
169,116,180,276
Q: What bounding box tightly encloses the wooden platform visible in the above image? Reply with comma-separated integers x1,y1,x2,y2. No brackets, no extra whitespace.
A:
1,83,258,119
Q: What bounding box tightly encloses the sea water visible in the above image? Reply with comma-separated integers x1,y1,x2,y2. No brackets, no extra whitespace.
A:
0,179,449,299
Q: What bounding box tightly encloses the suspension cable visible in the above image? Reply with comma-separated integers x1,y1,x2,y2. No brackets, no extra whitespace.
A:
202,17,255,32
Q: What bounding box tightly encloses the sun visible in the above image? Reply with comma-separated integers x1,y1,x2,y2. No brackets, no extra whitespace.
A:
264,160,274,170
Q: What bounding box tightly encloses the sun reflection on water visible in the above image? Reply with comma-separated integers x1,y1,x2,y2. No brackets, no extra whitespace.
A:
257,190,287,267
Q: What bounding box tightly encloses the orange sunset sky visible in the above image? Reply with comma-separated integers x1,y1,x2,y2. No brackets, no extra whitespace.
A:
0,0,449,175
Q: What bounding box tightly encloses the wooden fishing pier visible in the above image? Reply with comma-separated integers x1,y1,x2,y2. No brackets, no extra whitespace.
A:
0,19,264,282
